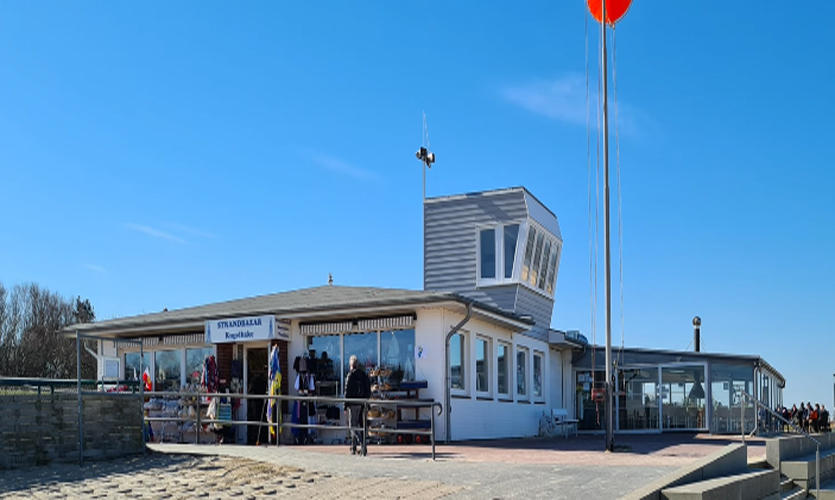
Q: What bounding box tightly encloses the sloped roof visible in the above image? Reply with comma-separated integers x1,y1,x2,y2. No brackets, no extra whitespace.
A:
62,285,533,337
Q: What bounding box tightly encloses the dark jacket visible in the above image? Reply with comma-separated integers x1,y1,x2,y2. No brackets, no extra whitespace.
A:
345,367,371,400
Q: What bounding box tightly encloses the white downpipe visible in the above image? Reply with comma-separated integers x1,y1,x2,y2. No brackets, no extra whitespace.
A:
445,303,472,444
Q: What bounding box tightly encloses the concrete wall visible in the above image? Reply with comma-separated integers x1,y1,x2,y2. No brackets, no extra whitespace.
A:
0,393,144,469
766,433,835,470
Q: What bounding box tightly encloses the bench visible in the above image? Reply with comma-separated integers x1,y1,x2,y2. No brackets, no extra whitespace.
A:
552,408,579,438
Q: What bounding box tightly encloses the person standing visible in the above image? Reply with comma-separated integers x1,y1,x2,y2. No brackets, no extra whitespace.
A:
344,355,371,455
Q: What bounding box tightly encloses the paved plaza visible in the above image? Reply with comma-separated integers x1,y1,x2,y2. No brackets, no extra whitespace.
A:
0,433,766,499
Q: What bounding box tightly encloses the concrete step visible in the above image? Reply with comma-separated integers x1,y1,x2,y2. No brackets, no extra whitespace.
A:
782,450,835,491
807,479,835,500
662,469,779,500
783,486,807,499
783,477,800,492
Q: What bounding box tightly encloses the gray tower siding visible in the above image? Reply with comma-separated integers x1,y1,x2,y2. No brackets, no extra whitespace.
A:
424,188,559,342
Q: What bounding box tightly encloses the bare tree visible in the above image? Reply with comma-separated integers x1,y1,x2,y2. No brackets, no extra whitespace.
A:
0,282,96,379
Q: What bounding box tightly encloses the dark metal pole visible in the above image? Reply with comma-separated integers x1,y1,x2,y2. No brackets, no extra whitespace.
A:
693,316,702,352
76,331,83,465
601,0,614,453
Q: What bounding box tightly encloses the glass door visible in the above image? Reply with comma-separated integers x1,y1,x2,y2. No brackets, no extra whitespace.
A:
660,364,707,431
617,368,660,431
245,344,269,445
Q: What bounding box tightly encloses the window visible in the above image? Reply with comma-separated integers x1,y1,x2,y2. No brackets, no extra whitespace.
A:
450,333,465,390
186,347,215,387
381,329,416,385
307,334,342,392
533,352,543,398
479,229,496,279
529,232,544,287
503,224,519,279
124,352,151,383
476,337,489,393
344,331,378,376
155,350,182,392
546,246,559,295
516,347,528,397
521,227,536,282
538,240,551,289
497,342,510,396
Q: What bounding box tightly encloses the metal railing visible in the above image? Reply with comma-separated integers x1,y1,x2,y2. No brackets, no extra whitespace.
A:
736,388,820,497
143,390,444,460
0,377,139,395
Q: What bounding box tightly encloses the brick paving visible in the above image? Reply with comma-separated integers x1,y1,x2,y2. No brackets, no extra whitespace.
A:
0,433,766,499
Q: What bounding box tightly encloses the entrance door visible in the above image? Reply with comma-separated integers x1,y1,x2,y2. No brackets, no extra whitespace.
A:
245,346,269,445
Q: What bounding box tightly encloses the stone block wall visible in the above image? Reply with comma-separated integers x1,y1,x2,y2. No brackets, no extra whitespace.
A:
0,393,144,469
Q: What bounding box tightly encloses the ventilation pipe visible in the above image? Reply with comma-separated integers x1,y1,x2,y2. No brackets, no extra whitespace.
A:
692,316,701,352
445,302,472,444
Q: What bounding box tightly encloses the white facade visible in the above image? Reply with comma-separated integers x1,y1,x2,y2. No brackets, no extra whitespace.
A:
285,305,568,441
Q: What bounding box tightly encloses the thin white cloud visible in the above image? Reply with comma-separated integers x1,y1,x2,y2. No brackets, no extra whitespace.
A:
502,74,649,136
85,264,106,273
165,223,216,239
124,223,186,244
307,152,378,182
503,74,588,125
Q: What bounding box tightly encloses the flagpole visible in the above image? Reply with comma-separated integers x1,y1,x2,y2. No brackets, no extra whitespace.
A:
601,0,614,453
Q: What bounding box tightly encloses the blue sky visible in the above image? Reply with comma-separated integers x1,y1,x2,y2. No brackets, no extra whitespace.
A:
0,2,832,405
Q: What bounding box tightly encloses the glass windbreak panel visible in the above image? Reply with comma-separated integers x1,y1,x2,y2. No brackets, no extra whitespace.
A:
618,368,659,431
661,365,706,430
154,350,182,392
533,353,543,397
503,224,519,279
516,349,527,396
185,347,214,387
308,334,342,396
124,352,151,382
480,229,496,279
521,227,536,282
576,371,609,431
380,329,415,387
537,240,551,290
476,338,489,392
546,247,559,295
450,333,465,390
344,331,378,377
497,343,509,395
529,232,544,287
710,363,754,434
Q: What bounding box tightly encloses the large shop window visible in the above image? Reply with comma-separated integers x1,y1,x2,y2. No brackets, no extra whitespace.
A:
497,343,510,396
516,347,528,398
186,347,214,387
533,352,543,398
124,352,151,382
307,328,416,393
476,337,490,394
450,333,466,391
155,350,182,392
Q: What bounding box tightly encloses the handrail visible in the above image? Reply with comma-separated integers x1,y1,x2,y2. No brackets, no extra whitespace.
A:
141,390,443,460
735,388,820,497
